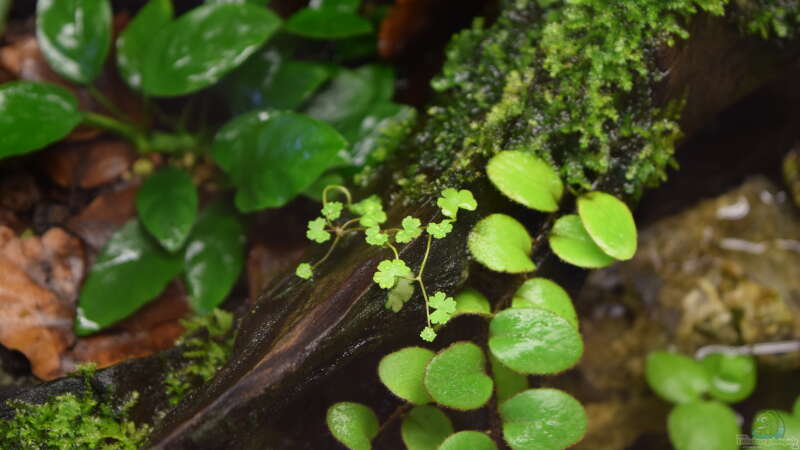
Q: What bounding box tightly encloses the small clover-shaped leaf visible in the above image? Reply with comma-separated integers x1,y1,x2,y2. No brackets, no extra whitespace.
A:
420,327,436,342
379,347,435,405
424,342,493,410
429,292,456,325
427,220,453,239
396,216,423,243
365,226,388,246
350,195,387,227
307,217,331,243
386,278,414,312
295,263,313,280
326,402,379,450
373,258,413,289
322,201,343,221
437,188,477,219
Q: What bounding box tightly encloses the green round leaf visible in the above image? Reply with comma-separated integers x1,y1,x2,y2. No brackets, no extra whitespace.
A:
794,396,800,417
486,151,563,212
454,288,491,316
401,405,454,450
378,347,435,405
499,388,587,450
438,431,497,450
548,214,616,268
0,82,82,159
489,354,528,404
136,168,198,252
577,191,637,260
488,308,583,374
668,401,739,450
511,278,578,329
468,214,535,274
116,0,173,90
645,351,710,404
75,219,183,335
36,0,112,84
285,9,372,40
424,342,493,410
326,402,379,450
212,110,347,211
141,3,281,96
700,353,757,403
184,202,245,314
312,0,361,13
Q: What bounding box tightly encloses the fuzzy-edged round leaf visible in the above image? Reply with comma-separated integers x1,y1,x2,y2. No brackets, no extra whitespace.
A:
511,278,578,329
700,353,757,403
424,342,493,410
285,9,372,40
486,151,563,212
499,388,587,450
75,219,183,335
36,0,112,84
645,351,710,404
116,0,173,90
438,431,497,450
378,347,435,405
668,401,739,450
212,110,347,211
0,82,82,159
184,202,245,314
136,168,198,252
489,354,528,404
140,3,281,96
489,308,583,374
401,405,454,450
549,214,616,268
468,214,535,273
326,402,379,450
454,288,491,316
577,191,637,260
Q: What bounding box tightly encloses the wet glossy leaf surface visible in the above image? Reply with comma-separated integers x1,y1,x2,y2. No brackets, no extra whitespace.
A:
400,405,453,450
577,191,637,260
36,0,112,83
549,214,616,268
700,353,757,403
468,214,535,273
212,110,347,211
438,431,497,450
183,202,245,314
378,347,434,404
326,402,379,450
511,278,578,329
500,389,587,450
285,9,372,39
424,342,493,410
489,308,583,374
0,82,82,159
668,401,739,450
141,3,281,96
486,151,563,212
136,168,198,252
116,0,173,90
454,288,491,316
645,351,710,404
75,219,183,336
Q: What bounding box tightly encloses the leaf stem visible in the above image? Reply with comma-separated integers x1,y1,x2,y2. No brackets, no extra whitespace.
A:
323,185,353,206
312,233,342,269
88,85,133,123
83,112,149,151
415,234,434,327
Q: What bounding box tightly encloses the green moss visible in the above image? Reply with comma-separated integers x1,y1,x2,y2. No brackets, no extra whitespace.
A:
0,365,149,449
736,0,800,39
164,309,235,406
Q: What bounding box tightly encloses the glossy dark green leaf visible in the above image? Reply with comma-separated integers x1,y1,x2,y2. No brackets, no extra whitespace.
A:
378,347,434,404
490,354,528,404
511,278,578,329
438,431,497,450
36,0,112,83
645,351,710,404
0,82,82,159
549,214,616,268
305,66,378,138
500,389,587,450
116,0,173,90
424,342,493,410
326,402,379,450
212,110,347,211
700,353,757,403
668,401,739,450
136,168,198,253
486,151,564,212
285,9,372,39
312,0,361,13
75,219,183,335
577,191,637,260
401,405,454,450
184,202,246,314
489,308,583,374
347,101,415,166
140,3,281,96
468,214,535,273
